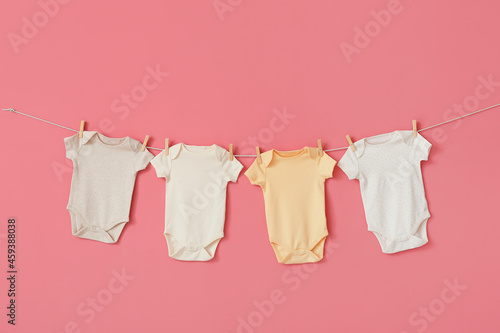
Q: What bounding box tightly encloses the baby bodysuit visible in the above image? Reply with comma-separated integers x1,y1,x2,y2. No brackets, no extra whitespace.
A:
151,143,243,261
245,147,336,264
338,130,431,254
64,131,153,243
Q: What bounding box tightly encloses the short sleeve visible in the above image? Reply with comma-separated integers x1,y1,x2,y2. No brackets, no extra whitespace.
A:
245,158,266,187
318,153,337,179
64,133,80,160
413,133,432,161
135,149,154,172
338,149,359,180
150,151,171,179
221,151,244,183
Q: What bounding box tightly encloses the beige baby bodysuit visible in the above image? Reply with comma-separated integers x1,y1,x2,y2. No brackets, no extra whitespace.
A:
64,131,153,243
245,147,336,264
151,143,243,261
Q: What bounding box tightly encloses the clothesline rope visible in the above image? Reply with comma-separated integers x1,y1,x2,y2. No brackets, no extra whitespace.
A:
3,103,500,156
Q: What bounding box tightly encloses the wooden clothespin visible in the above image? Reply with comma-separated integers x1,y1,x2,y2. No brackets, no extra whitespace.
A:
317,139,323,156
164,138,169,155
78,121,85,138
229,144,234,161
256,147,262,164
141,135,150,152
412,120,418,138
346,135,356,151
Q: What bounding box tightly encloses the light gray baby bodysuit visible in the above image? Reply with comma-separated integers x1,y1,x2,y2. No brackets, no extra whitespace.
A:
64,131,153,243
338,130,432,254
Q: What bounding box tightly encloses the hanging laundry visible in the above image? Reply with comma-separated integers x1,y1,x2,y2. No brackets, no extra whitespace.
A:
64,131,153,243
338,130,432,254
151,143,243,261
245,147,336,264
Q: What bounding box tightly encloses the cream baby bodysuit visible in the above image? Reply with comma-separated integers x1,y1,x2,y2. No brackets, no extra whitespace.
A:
151,143,243,261
65,131,153,243
338,130,431,254
245,147,336,264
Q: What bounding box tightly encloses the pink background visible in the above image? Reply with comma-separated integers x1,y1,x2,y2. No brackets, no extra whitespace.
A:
1,1,500,332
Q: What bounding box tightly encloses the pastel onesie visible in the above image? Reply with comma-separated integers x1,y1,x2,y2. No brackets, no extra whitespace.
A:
64,131,153,243
151,143,243,261
245,147,337,264
338,130,431,254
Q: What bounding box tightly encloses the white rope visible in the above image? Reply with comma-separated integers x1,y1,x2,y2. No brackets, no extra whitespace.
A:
324,146,350,153
416,102,500,132
2,108,79,133
3,103,500,157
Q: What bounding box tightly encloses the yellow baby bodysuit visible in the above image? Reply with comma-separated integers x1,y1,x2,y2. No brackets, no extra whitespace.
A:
245,147,336,264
